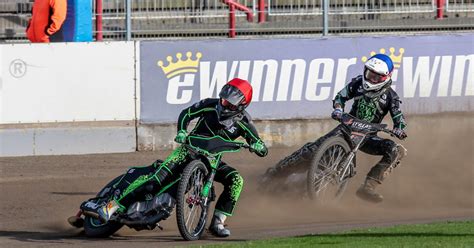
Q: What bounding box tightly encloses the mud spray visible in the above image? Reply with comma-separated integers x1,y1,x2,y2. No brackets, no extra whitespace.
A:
229,113,474,230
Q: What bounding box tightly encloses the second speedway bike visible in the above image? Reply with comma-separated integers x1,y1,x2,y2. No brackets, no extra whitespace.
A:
68,135,249,240
260,113,406,202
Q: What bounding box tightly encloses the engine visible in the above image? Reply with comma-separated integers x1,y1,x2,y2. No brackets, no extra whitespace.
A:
126,193,176,222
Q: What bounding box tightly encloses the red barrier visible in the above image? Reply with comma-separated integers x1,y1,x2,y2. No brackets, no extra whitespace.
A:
437,0,445,19
258,0,265,23
96,0,103,41
229,4,236,37
222,0,254,38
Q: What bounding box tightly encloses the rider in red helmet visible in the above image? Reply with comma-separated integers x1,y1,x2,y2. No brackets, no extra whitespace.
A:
216,78,253,123
81,78,267,238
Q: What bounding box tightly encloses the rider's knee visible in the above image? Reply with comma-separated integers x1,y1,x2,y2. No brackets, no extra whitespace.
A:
233,173,244,186
228,172,244,191
382,140,399,162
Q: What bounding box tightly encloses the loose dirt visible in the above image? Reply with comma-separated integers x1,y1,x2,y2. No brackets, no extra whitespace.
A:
0,113,472,247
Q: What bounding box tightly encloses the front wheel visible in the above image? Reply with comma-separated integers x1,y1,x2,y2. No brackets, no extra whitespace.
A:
176,160,210,241
307,135,352,202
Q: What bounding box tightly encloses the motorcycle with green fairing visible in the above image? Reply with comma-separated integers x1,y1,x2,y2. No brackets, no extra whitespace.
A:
68,135,249,241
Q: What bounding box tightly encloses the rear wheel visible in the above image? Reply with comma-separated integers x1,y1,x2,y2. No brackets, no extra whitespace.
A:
307,135,352,202
176,160,210,241
84,215,123,238
83,175,124,238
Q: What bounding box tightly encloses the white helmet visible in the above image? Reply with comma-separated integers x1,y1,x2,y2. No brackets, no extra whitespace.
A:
363,54,394,91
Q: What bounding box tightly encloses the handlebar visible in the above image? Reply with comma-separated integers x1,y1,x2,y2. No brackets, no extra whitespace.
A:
240,143,251,149
179,139,250,149
338,113,402,140
382,128,396,136
178,135,252,156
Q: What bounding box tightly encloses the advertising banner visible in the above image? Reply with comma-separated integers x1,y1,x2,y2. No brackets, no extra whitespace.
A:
0,42,136,124
140,34,474,123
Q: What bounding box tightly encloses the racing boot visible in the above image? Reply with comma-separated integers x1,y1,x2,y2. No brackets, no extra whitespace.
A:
356,178,383,203
209,212,231,237
81,199,120,223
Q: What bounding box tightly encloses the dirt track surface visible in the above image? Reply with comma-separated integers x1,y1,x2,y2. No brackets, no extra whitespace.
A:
1,113,473,247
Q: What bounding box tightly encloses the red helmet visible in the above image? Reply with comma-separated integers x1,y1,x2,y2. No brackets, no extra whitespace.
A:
217,78,253,119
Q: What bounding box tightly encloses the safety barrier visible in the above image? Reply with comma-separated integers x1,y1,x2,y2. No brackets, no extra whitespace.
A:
0,42,136,124
1,34,473,156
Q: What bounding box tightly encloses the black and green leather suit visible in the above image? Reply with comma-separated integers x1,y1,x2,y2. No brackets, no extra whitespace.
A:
111,98,267,216
334,76,407,182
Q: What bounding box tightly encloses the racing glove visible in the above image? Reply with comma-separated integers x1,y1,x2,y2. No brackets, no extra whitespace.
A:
331,108,343,121
174,130,187,144
392,128,407,140
250,140,268,157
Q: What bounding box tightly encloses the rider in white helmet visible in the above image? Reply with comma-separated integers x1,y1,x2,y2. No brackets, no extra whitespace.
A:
331,54,407,203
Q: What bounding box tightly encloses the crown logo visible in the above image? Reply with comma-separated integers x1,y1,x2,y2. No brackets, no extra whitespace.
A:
157,52,202,78
361,47,405,68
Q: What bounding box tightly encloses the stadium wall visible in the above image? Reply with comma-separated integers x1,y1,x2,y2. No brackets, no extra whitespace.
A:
1,34,473,156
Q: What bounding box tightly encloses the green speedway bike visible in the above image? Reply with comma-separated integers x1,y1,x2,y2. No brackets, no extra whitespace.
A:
259,113,406,202
68,135,249,241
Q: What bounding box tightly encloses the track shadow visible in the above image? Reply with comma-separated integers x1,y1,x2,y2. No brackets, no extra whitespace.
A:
50,192,96,196
0,230,247,244
0,230,87,244
112,234,247,243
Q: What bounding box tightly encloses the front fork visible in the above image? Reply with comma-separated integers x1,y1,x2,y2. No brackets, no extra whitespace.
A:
338,135,365,182
201,169,216,207
338,152,356,183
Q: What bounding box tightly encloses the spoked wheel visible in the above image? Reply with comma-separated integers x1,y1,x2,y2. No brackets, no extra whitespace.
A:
307,136,352,202
83,175,124,238
176,160,210,241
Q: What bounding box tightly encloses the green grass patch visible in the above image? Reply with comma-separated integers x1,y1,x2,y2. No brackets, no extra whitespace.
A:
202,220,474,248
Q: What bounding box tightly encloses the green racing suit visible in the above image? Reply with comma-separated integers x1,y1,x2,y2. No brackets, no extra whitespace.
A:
110,98,267,216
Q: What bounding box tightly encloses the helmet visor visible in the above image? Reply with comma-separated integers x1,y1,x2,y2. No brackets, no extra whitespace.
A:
219,85,245,106
364,68,388,84
221,99,239,111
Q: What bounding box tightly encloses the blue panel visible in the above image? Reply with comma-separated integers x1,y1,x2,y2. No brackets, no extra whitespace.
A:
74,0,93,41
63,0,93,42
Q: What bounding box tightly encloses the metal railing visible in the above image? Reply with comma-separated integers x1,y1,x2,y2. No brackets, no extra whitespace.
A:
94,0,255,21
267,0,437,15
446,0,474,12
0,0,31,40
90,0,259,39
1,0,473,42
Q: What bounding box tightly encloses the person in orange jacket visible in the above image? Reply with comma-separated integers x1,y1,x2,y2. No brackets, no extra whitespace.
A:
26,0,67,43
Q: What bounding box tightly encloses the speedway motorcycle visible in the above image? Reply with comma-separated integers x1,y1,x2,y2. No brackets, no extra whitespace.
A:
259,113,406,202
68,135,249,240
